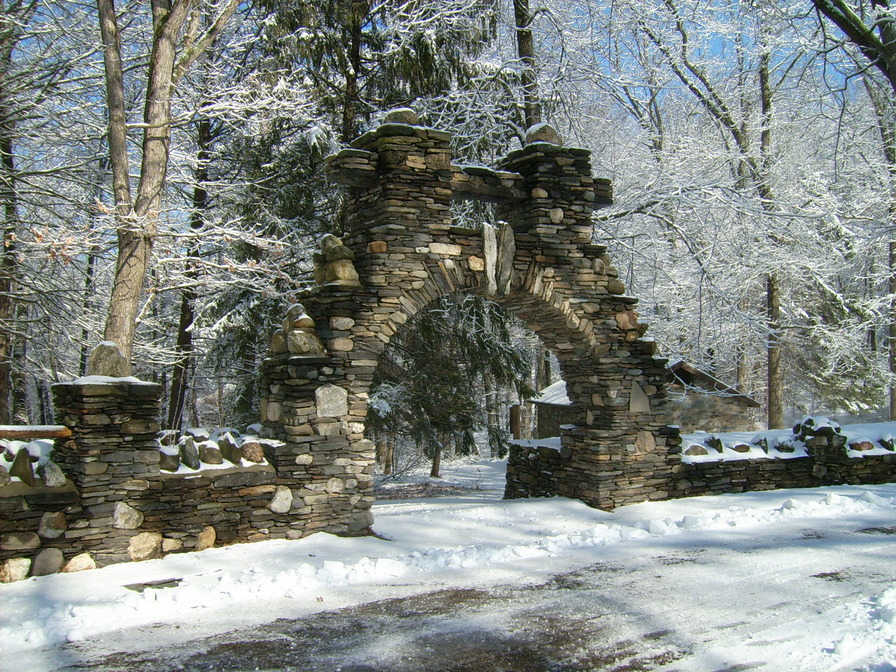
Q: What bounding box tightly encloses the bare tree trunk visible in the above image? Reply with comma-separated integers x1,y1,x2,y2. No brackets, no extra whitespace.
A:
758,43,785,429
0,112,17,423
0,21,21,422
890,242,896,421
97,0,236,363
510,404,521,440
341,1,367,144
513,0,541,129
376,438,393,475
167,116,211,430
79,243,101,375
535,346,551,391
766,273,784,428
430,438,443,478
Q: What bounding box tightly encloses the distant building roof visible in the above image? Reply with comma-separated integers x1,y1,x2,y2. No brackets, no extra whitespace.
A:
530,361,760,409
532,380,570,406
668,360,761,408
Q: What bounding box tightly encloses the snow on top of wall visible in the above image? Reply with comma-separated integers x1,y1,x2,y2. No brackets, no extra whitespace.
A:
509,437,563,451
72,375,149,385
681,419,896,463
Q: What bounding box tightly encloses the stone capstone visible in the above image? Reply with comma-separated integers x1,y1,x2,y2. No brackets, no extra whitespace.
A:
199,443,224,465
9,447,35,487
180,437,201,470
850,441,875,452
85,340,130,377
38,460,66,488
316,234,361,286
270,328,288,354
383,107,420,125
241,441,266,464
218,433,243,464
525,123,563,146
128,532,163,561
284,303,316,329
159,450,180,471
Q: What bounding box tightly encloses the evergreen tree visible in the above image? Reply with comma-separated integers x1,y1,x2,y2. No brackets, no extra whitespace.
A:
369,294,534,477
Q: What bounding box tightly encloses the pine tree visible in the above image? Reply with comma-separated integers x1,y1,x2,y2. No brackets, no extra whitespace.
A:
369,294,534,477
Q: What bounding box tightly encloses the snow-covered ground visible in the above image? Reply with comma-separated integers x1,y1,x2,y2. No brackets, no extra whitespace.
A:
2,459,895,671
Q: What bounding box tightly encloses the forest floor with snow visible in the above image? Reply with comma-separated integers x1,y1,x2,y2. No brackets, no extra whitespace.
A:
2,459,896,672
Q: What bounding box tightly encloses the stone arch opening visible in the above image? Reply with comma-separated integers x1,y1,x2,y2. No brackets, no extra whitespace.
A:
364,287,575,482
259,109,677,537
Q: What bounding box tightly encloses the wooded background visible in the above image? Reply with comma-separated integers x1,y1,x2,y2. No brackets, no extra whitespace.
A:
1,0,893,459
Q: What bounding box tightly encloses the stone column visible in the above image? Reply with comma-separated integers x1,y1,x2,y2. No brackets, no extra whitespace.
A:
496,124,608,253
52,378,162,566
260,108,463,537
496,126,675,510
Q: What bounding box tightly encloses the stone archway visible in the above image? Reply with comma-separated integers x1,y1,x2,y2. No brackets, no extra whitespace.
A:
259,109,677,537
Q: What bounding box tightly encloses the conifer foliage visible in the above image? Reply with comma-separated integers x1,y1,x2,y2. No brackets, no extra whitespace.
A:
368,294,535,477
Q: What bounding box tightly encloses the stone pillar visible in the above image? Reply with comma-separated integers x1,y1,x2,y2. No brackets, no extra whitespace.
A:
52,378,162,565
495,125,674,510
337,107,456,291
260,348,375,537
496,124,608,252
261,108,463,537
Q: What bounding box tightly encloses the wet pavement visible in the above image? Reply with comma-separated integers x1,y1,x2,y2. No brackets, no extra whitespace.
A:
67,563,687,672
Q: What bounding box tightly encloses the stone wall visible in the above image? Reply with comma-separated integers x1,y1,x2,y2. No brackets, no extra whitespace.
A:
1,373,367,579
13,108,879,580
505,444,565,499
508,422,896,505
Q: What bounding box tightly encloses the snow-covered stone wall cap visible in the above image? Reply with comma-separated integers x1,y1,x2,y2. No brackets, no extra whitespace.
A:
53,376,162,398
525,122,563,146
383,107,420,125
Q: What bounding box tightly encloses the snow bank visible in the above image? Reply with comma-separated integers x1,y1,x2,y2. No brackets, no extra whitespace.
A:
2,462,894,656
